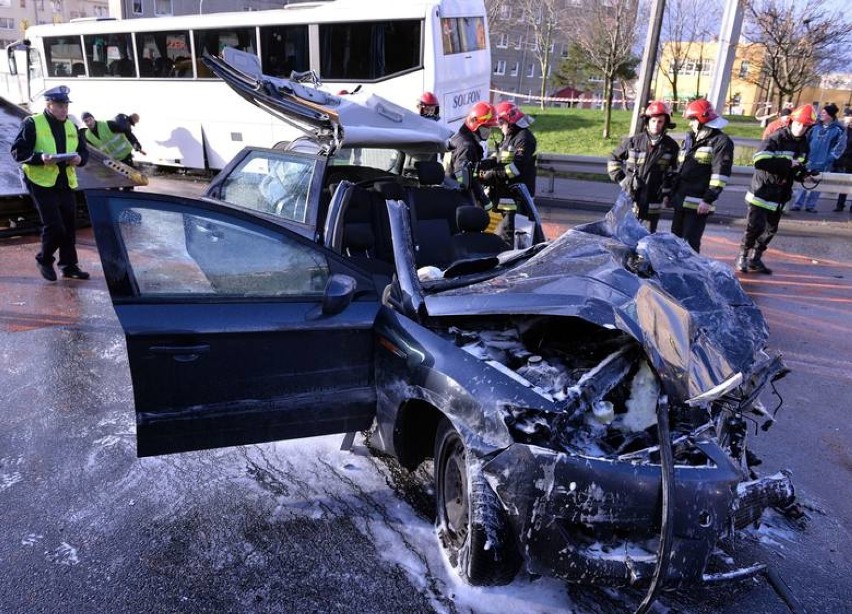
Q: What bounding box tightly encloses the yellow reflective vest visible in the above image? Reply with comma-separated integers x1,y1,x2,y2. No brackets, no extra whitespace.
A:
84,120,133,160
22,114,78,189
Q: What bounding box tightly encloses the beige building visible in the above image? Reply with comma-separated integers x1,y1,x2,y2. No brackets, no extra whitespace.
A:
656,41,852,118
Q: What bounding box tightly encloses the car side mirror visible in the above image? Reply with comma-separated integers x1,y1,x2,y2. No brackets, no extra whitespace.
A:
322,273,357,315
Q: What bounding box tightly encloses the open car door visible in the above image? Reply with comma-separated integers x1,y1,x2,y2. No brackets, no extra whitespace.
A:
86,189,379,457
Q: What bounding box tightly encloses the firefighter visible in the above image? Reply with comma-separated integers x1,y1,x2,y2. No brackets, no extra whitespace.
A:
444,101,498,207
671,99,734,253
737,104,817,274
417,91,440,121
11,85,90,281
607,100,679,233
476,100,538,198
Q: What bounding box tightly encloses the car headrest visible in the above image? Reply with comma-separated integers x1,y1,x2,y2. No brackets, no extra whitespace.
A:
414,160,446,186
456,206,490,233
343,225,375,251
373,180,405,200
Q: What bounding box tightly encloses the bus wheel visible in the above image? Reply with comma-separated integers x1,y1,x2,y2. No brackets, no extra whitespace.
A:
434,418,520,586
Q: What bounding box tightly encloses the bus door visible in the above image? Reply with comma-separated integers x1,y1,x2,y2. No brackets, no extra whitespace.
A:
27,44,46,104
2,42,32,105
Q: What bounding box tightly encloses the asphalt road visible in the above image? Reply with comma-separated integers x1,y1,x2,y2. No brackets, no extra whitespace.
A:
1,177,850,614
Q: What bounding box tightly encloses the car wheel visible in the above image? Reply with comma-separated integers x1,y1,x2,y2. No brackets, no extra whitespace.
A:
434,418,520,586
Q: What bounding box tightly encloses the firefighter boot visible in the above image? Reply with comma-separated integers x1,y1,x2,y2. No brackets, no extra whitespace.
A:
736,249,750,273
748,250,773,275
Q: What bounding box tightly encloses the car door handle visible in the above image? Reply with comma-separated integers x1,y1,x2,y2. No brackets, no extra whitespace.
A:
149,344,211,362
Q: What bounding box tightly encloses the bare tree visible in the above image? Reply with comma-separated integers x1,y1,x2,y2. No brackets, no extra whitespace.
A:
566,0,640,137
656,0,722,111
743,0,850,111
487,0,568,109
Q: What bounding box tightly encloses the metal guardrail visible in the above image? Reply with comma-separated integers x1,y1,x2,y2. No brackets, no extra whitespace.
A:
536,153,852,193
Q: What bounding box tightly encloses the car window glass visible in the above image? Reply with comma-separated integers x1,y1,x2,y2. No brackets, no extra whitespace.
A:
117,207,328,297
218,151,318,224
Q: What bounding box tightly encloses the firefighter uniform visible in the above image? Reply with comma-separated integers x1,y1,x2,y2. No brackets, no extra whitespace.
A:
738,123,810,273
671,128,734,252
444,124,490,206
608,131,679,232
493,125,538,197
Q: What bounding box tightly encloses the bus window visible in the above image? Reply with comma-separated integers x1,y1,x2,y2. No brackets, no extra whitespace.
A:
135,31,192,78
258,25,308,80
440,17,487,55
194,27,257,78
43,36,85,78
320,20,421,81
84,33,135,78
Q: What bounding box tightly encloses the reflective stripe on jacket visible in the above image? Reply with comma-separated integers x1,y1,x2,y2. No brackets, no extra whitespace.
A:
674,128,734,212
608,131,679,215
22,114,78,188
85,120,133,160
746,126,809,211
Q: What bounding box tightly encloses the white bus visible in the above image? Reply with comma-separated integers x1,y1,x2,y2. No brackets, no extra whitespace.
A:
3,0,489,170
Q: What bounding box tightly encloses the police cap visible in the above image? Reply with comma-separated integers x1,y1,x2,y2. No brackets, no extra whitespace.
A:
44,85,71,103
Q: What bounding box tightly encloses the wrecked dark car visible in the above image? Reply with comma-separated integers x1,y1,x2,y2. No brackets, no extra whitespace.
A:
85,49,794,598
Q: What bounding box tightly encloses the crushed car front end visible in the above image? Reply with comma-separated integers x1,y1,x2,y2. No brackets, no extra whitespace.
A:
375,197,795,587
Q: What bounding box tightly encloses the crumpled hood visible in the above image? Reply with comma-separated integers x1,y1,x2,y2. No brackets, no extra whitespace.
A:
424,197,768,399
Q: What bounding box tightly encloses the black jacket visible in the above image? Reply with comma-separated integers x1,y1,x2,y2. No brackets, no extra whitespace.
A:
674,128,734,212
746,126,809,211
445,124,488,203
11,110,89,190
494,126,537,196
608,130,679,216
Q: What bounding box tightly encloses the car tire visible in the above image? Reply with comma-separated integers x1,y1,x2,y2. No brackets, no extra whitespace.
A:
434,417,520,586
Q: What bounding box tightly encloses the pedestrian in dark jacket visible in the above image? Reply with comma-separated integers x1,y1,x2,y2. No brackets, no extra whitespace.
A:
737,104,816,274
11,85,90,282
671,99,734,253
444,101,498,207
607,100,679,233
833,108,852,212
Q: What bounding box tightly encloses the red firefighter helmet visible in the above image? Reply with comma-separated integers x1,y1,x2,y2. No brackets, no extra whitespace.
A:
683,98,727,129
464,101,498,131
418,91,438,106
644,100,671,118
417,91,440,119
789,104,817,127
495,100,532,128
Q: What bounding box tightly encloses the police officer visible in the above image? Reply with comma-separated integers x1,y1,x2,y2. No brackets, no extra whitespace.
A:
80,111,144,166
607,100,679,233
113,113,146,160
479,101,538,197
737,104,816,274
444,101,498,207
11,85,90,281
671,99,734,253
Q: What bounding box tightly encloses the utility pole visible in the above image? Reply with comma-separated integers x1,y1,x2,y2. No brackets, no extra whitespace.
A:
629,0,666,136
708,0,744,114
